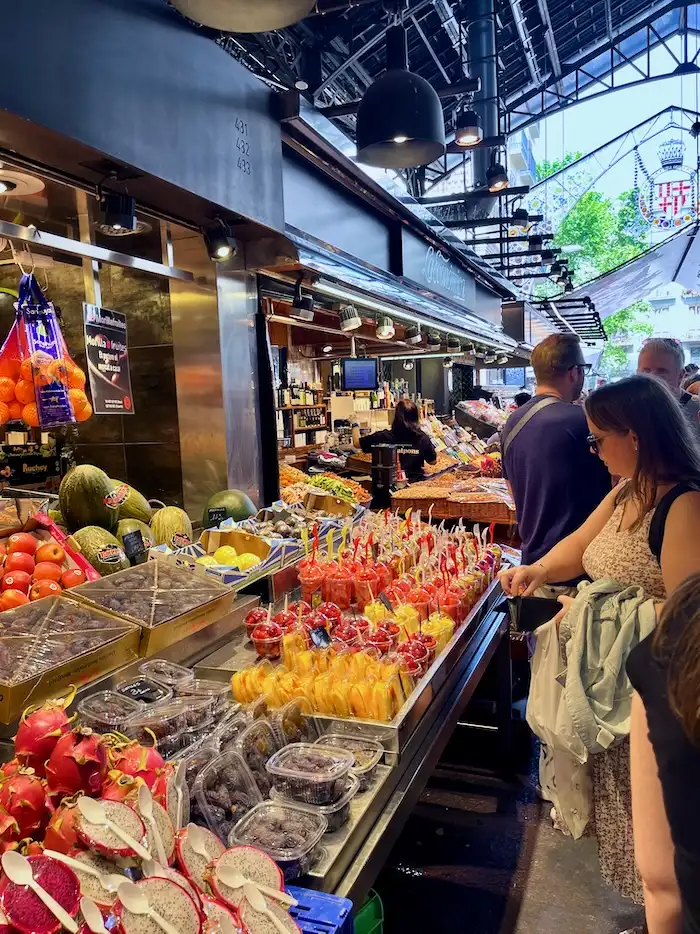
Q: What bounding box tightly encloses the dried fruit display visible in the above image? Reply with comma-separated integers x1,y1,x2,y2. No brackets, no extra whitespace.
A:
271,773,359,833
72,560,231,628
231,801,327,881
315,733,384,790
235,721,281,798
278,464,307,489
266,743,354,806
192,749,262,843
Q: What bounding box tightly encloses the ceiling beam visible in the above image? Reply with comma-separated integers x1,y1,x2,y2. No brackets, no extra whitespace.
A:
418,185,530,205
535,0,563,94
508,0,543,86
480,247,562,259
468,233,554,244
410,13,451,85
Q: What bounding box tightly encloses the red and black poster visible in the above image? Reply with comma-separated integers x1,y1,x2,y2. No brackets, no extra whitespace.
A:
83,303,134,415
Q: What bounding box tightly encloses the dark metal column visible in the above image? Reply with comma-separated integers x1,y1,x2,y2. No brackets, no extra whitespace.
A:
468,0,499,215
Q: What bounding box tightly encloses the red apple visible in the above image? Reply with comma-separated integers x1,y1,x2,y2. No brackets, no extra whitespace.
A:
7,533,37,556
0,589,29,610
33,562,63,583
29,579,62,601
1,571,31,594
60,568,87,589
4,552,35,576
35,542,65,565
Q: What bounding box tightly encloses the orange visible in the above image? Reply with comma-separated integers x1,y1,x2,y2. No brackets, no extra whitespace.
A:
0,403,9,426
21,403,40,428
0,378,16,404
48,358,69,384
0,358,20,381
7,401,21,422
68,388,89,413
14,380,36,405
67,365,86,390
19,358,34,383
75,401,92,423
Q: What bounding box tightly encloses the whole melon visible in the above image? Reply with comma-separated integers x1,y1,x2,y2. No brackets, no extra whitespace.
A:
151,507,193,548
71,526,130,576
116,519,155,551
59,465,119,533
202,489,256,528
108,479,153,524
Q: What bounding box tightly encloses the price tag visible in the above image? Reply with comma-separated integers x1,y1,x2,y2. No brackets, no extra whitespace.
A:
310,626,331,648
122,529,147,565
207,507,228,527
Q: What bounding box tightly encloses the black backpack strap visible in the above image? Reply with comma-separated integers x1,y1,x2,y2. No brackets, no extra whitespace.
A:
648,483,697,564
501,396,558,457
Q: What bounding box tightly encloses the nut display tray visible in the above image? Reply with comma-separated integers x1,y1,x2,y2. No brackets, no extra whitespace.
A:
72,560,232,628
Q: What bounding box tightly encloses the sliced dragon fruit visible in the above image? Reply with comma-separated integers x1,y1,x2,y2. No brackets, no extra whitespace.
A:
66,848,126,909
239,897,300,934
115,877,202,934
200,893,242,933
0,854,81,934
208,847,283,910
141,860,202,910
76,800,146,860
136,797,175,866
175,824,225,893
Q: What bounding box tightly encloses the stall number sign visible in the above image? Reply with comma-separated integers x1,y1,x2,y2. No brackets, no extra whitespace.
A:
83,304,134,415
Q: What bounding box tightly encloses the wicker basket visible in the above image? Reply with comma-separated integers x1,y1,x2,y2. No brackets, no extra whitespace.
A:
447,494,515,523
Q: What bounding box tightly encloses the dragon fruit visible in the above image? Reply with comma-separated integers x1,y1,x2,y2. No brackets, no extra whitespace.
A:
101,771,141,803
135,796,175,866
0,768,48,838
65,848,124,909
141,860,201,910
109,741,165,789
208,847,283,910
239,898,300,934
43,798,82,854
176,824,226,893
0,853,81,934
46,729,108,798
1,759,21,779
14,688,76,775
115,877,202,934
200,894,241,934
76,799,146,860
0,808,19,854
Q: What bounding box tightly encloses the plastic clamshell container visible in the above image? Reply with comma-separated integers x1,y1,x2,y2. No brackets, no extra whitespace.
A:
266,743,354,806
176,678,232,717
229,801,327,881
246,695,269,721
169,734,219,792
314,733,384,792
270,698,318,747
270,772,359,834
123,698,191,758
77,691,143,733
139,658,195,691
235,719,282,797
192,748,262,843
213,709,249,751
115,675,173,706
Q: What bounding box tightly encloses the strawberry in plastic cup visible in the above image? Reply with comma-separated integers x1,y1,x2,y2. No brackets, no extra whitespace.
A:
245,607,268,639
272,610,297,634
411,632,437,665
333,621,360,648
397,639,429,673
365,630,393,656
355,565,379,612
316,602,342,627
376,621,400,649
289,600,312,617
251,621,283,659
342,614,369,638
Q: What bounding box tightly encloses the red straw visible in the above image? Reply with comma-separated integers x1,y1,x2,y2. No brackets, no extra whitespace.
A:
473,535,480,561
352,536,360,563
460,543,466,571
489,522,496,544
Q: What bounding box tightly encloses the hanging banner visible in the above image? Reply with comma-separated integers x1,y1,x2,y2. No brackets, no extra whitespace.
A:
83,304,134,415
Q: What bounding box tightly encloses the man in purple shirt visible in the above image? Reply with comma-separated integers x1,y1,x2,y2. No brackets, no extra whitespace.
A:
502,334,610,574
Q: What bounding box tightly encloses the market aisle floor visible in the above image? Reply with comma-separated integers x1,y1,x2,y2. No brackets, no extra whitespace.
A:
374,734,645,934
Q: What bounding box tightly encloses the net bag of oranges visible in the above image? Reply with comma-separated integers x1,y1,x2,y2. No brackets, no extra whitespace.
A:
0,273,91,429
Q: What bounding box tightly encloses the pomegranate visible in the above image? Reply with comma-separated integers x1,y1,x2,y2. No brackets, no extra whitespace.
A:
100,770,141,803
46,729,108,798
108,740,165,789
0,768,48,838
42,798,81,854
14,688,76,775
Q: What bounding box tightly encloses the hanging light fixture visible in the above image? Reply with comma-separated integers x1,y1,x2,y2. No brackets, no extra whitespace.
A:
405,325,422,345
486,152,509,192
447,336,461,352
528,234,543,251
555,266,568,285
426,331,441,350
512,206,529,224
203,218,236,262
102,193,138,234
483,351,498,364
454,107,483,147
497,355,509,365
462,342,476,356
290,277,314,322
564,280,574,293
356,23,446,169
168,0,315,33
403,360,415,371
442,357,453,369
339,304,362,332
376,315,395,340
551,260,563,276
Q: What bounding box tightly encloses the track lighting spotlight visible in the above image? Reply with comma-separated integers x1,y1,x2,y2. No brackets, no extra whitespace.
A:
405,325,422,345
376,315,395,339
102,192,137,233
290,278,314,322
455,107,483,147
512,206,529,224
403,360,414,371
486,162,508,192
442,357,453,369
339,304,362,332
447,335,461,352
204,218,236,262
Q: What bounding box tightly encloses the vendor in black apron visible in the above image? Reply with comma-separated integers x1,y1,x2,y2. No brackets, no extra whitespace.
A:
352,400,437,484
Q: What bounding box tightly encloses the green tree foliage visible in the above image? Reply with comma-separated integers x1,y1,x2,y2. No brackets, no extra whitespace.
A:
535,151,583,182
599,301,654,377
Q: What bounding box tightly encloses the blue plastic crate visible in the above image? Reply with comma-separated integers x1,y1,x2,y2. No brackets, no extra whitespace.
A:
287,886,354,934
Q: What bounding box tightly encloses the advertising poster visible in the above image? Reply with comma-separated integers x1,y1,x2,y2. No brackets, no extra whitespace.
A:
83,304,134,415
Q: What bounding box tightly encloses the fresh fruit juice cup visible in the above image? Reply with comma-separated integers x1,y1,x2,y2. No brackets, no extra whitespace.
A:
317,602,342,627
374,561,392,595
364,600,390,628
365,630,393,656
299,562,325,606
245,607,268,640
397,640,429,674
325,566,353,610
407,587,430,622
390,652,421,697
289,600,312,617
437,593,461,623
342,614,370,638
355,566,379,612
393,603,420,638
272,610,297,634
423,613,455,654
394,577,413,596
333,622,360,649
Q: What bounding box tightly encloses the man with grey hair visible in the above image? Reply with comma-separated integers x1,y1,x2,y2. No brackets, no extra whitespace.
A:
502,334,610,570
637,338,700,440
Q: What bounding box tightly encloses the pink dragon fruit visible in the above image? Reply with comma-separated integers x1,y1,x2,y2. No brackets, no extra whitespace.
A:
0,808,20,855
109,741,164,790
43,797,82,854
14,688,76,775
101,770,141,803
0,768,48,838
176,824,226,893
46,728,108,798
0,853,81,934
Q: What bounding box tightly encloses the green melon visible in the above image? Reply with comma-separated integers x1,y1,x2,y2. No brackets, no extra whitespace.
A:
116,519,154,551
202,489,256,528
71,526,130,576
150,506,193,548
47,509,66,528
59,465,119,533
108,479,153,524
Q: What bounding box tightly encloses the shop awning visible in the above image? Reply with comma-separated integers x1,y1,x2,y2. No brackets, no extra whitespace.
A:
253,228,517,353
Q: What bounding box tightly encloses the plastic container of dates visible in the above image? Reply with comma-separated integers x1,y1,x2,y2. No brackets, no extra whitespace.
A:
235,719,282,797
270,772,359,834
265,743,354,806
176,678,232,717
139,658,195,691
213,709,249,752
193,748,262,843
123,698,193,758
314,733,384,791
229,801,327,881
116,675,173,706
170,735,220,796
77,691,143,733
270,698,318,747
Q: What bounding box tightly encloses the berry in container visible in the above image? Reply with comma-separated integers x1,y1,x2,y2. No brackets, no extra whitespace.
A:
236,719,282,797
77,691,143,733
139,658,195,692
251,621,283,660
193,748,262,843
314,733,384,791
229,801,327,881
245,606,269,639
265,742,354,806
270,772,359,833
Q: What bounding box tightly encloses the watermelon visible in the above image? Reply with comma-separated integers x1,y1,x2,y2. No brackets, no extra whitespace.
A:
59,465,119,533
150,507,193,549
116,519,154,551
71,526,130,575
107,479,153,524
202,489,256,528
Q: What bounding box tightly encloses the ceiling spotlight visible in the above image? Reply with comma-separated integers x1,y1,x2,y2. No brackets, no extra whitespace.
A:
483,352,498,364
555,266,568,285
290,279,314,322
322,345,333,353
426,331,441,350
551,260,563,276
442,357,453,369
203,218,236,262
497,355,509,365
356,25,446,169
455,107,483,147
0,180,17,195
589,302,596,313
512,206,529,224
486,162,509,193
691,120,700,139
462,343,476,356
339,304,362,332
294,78,310,91
403,360,414,371
564,280,574,293
376,314,395,339
447,336,461,352
528,234,543,251
540,249,555,262
101,192,137,233
405,324,422,345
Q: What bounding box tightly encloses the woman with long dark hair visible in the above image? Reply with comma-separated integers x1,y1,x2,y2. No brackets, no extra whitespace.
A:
500,375,700,913
353,399,436,483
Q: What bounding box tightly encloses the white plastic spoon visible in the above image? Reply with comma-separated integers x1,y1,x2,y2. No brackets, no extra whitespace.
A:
2,851,79,934
243,883,290,934
174,760,187,830
77,797,152,861
138,785,168,866
216,866,297,907
187,822,210,859
118,881,179,934
43,849,125,893
217,912,236,934
80,897,109,934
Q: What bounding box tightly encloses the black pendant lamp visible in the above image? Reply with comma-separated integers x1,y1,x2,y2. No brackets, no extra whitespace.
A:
169,0,315,32
356,25,446,169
